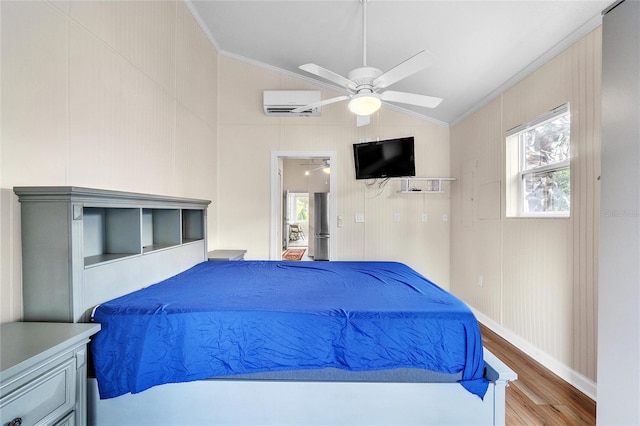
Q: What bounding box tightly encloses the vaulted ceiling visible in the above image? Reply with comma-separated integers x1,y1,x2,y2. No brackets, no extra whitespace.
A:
187,0,611,125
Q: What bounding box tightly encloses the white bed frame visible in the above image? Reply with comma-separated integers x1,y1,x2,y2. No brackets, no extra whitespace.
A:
87,349,516,426
16,187,516,426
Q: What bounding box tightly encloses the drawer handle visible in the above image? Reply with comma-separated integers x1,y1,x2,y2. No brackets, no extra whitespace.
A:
8,418,22,426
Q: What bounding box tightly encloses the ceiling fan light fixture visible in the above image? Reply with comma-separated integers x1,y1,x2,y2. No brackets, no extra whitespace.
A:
348,93,381,116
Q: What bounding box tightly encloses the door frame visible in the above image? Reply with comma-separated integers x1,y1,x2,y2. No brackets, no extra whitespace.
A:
270,150,337,260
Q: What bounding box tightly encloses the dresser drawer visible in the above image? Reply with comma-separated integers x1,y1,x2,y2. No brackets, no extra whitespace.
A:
0,358,75,426
53,411,75,426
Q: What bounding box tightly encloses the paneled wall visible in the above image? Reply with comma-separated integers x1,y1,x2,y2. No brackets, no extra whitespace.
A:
216,56,452,285
0,1,218,322
450,28,601,397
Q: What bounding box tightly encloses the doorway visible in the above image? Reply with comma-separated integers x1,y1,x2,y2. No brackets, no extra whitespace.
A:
284,191,309,250
270,151,337,260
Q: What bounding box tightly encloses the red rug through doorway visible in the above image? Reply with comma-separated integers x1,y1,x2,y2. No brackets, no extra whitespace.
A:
282,248,305,261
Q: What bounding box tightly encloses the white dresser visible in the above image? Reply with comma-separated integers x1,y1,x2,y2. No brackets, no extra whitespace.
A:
0,322,100,426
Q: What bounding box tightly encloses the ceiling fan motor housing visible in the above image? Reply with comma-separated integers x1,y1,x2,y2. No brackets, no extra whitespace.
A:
347,67,383,93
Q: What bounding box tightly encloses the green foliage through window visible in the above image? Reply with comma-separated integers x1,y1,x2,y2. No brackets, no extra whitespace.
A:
296,197,308,221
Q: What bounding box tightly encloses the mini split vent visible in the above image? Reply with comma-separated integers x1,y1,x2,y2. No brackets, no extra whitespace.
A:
263,90,321,117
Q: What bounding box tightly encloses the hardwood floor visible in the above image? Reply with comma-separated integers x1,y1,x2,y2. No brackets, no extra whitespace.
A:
480,324,596,425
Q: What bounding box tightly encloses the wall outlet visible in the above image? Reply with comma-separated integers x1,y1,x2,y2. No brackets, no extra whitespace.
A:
478,275,484,287
393,213,401,222
442,213,448,222
421,213,428,222
355,213,365,223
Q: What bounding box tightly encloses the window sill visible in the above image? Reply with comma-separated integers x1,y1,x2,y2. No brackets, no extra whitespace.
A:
508,213,570,219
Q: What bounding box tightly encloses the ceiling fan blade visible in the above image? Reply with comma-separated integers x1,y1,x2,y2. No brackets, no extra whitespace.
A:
373,50,436,90
380,91,443,109
291,95,349,113
299,64,357,91
356,115,370,127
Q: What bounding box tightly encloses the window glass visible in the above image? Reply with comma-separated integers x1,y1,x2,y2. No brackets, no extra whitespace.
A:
522,168,570,213
521,113,570,171
296,196,309,221
287,193,309,223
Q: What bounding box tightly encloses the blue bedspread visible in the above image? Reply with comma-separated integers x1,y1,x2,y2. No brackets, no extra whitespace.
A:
91,261,488,399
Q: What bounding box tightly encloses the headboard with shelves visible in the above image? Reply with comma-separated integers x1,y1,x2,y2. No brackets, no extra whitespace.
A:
14,186,211,322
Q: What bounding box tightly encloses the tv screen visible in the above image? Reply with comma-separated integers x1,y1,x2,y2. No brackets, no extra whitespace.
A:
353,137,415,180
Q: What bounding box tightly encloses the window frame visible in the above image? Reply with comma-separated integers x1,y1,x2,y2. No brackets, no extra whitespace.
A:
287,192,309,223
506,104,571,218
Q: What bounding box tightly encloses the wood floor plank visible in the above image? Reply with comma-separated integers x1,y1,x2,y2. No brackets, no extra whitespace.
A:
480,324,596,425
512,380,549,405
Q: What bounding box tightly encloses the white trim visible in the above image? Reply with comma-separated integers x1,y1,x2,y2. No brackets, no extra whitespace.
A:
516,212,570,219
522,160,570,177
182,1,221,52
473,309,597,401
270,151,338,260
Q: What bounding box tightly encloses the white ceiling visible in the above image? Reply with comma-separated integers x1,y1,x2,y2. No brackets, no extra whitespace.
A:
187,0,611,125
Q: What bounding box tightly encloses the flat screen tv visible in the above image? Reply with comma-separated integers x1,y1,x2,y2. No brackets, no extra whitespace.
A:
353,137,415,180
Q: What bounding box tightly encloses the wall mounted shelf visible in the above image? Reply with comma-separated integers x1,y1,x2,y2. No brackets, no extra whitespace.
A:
394,177,456,194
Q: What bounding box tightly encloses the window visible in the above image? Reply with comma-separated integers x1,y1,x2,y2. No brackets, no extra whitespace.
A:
287,193,309,222
295,195,309,221
506,104,570,217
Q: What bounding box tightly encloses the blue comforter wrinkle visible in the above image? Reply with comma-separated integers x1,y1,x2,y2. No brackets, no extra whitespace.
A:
91,261,488,399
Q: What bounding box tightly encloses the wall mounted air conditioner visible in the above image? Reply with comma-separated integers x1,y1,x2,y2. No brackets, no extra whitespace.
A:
263,90,321,117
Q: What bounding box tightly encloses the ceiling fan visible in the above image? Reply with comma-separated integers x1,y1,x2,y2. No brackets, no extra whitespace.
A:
293,0,442,122
300,159,330,174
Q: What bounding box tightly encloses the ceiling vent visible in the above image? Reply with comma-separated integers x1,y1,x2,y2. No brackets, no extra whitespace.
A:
263,90,321,116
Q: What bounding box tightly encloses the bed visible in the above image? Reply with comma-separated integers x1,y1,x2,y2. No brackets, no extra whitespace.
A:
87,260,517,425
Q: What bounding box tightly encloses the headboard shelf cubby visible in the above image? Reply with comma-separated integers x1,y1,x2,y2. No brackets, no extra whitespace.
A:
84,206,141,266
14,186,211,322
142,208,181,254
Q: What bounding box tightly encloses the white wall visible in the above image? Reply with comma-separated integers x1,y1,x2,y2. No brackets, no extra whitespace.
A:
0,0,218,322
450,28,601,398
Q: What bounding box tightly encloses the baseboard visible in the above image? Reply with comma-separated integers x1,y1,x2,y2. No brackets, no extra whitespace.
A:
472,309,597,401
